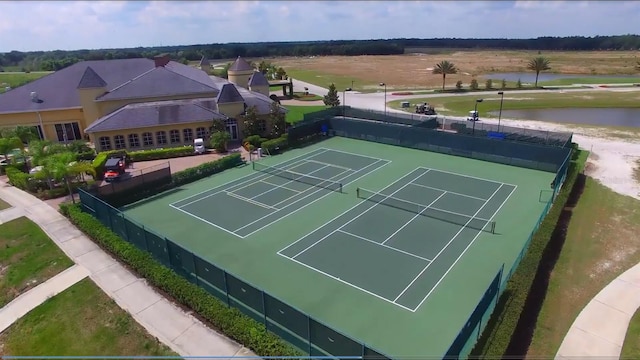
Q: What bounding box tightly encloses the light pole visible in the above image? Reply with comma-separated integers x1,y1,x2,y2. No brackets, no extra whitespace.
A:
472,98,483,135
351,80,354,90
343,87,351,118
497,91,504,132
379,82,387,119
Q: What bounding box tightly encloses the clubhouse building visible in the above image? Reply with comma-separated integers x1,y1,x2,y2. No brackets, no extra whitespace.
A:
0,55,283,151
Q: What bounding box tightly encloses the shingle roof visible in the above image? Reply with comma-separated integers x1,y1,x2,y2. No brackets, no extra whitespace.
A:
228,56,253,72
237,87,287,114
248,71,270,87
96,66,217,101
85,99,226,133
198,56,210,68
77,66,107,89
0,58,219,114
216,83,244,104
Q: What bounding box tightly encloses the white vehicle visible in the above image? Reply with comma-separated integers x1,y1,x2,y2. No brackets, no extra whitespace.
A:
466,110,479,122
194,138,206,154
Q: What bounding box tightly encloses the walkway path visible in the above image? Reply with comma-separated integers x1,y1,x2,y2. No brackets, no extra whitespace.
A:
0,179,255,357
555,263,640,358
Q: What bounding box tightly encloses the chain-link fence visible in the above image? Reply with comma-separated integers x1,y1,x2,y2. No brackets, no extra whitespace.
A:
97,161,171,196
78,188,391,360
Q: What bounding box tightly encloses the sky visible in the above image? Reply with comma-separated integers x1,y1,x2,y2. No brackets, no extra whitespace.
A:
0,1,638,53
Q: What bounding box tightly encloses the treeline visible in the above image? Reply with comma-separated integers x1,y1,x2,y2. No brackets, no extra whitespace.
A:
1,35,638,72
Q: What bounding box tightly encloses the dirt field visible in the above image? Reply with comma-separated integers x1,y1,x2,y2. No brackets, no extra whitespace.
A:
264,50,640,90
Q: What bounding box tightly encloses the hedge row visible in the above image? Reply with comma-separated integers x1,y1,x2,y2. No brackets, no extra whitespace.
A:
261,134,289,154
128,146,194,162
59,203,300,357
100,153,244,208
472,147,587,357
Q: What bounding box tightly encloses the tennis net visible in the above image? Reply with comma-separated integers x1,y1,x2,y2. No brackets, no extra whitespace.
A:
253,162,343,192
356,187,496,233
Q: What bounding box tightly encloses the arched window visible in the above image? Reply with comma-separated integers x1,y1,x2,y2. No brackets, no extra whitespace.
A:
99,136,111,151
114,135,126,149
142,132,153,147
170,129,181,144
128,133,140,148
156,131,167,145
183,128,193,142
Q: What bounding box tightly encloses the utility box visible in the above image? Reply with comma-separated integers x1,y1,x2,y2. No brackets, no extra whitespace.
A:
401,101,410,108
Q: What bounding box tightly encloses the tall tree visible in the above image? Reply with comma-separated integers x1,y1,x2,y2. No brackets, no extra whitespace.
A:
527,56,551,87
42,152,94,203
0,136,21,163
210,118,226,134
432,60,458,91
269,101,287,137
323,83,340,107
241,105,263,137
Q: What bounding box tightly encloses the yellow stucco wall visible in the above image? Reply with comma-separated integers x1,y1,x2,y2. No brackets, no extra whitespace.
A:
77,87,106,130
217,102,245,118
0,108,85,141
89,121,213,152
228,69,253,89
249,85,269,97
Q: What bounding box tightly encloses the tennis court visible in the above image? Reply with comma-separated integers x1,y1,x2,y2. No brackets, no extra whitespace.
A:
279,167,516,311
169,147,391,238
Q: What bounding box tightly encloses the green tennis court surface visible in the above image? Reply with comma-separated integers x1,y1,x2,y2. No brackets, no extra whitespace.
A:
123,136,555,357
279,167,516,311
170,148,390,238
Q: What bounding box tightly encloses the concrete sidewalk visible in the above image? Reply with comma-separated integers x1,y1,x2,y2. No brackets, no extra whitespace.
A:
556,262,640,359
0,179,256,357
0,265,89,333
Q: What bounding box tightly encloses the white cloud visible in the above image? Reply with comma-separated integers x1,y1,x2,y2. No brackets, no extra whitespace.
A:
0,1,637,52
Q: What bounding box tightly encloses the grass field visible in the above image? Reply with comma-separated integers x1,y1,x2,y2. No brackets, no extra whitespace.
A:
264,51,640,90
388,90,640,117
122,136,556,358
292,92,323,101
634,160,640,183
526,177,640,357
0,217,74,307
0,278,176,356
540,77,640,86
0,72,52,93
0,198,10,210
284,104,328,124
622,307,640,358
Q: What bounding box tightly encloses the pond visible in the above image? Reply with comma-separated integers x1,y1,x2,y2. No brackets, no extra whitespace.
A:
483,72,640,83
487,108,640,127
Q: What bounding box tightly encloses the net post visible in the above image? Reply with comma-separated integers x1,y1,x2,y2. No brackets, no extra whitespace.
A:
356,187,359,198
491,222,496,234
251,161,256,170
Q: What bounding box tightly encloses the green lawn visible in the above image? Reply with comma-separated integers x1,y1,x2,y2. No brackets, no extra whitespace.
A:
286,69,371,92
622,307,640,358
284,104,329,124
634,160,640,184
0,217,74,307
389,90,640,118
292,92,323,101
0,198,11,210
0,72,52,92
539,77,640,86
526,177,640,357
0,278,176,356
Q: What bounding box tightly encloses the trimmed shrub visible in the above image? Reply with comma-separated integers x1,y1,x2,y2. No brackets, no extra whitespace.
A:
261,135,289,154
128,146,194,162
243,135,264,149
92,152,109,180
59,203,300,357
472,148,587,358
5,167,30,190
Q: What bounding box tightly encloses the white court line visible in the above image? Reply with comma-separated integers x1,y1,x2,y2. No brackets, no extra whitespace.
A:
305,159,353,172
236,165,361,235
412,184,518,312
240,159,392,238
392,183,504,304
337,229,432,263
171,149,329,208
278,167,422,256
224,191,279,210
417,166,518,189
169,203,243,238
408,182,488,202
233,160,326,196
258,179,302,194
245,163,331,200
277,252,415,312
380,191,448,245
290,169,430,259
319,147,388,163
270,168,354,208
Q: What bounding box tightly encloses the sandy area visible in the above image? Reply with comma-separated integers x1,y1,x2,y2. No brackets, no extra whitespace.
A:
456,115,640,200
265,51,640,89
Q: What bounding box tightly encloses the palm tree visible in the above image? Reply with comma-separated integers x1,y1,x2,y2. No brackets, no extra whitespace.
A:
43,152,95,203
527,56,551,87
0,136,22,163
432,61,458,91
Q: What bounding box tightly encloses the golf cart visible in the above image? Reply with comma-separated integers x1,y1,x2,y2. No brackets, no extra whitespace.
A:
103,157,127,183
466,110,479,122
